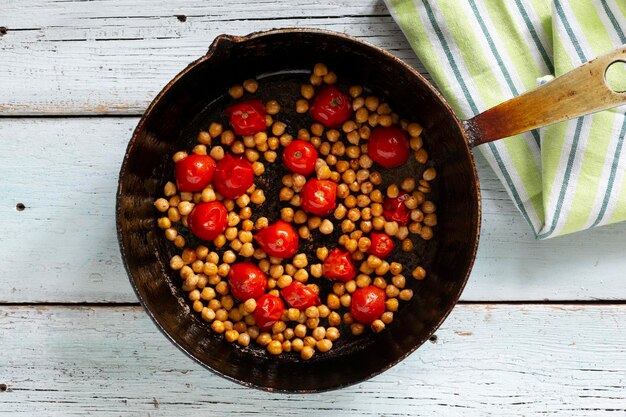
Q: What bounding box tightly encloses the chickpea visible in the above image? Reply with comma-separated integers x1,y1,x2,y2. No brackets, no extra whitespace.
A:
158,217,172,230
399,289,414,301
415,148,428,164
293,98,309,114
164,228,178,241
323,71,337,84
272,121,286,136
378,114,392,127
293,210,307,225
300,346,315,360
381,311,394,325
365,96,379,111
352,96,365,111
294,324,307,338
408,122,423,137
264,151,277,163
163,181,177,197
371,319,385,333
327,294,340,310
304,122,321,137
211,320,226,334
289,253,307,269
410,136,423,151
384,221,399,237
169,255,184,271
402,239,413,252
424,213,437,227
233,332,250,347
312,327,326,341
197,130,211,145
154,198,169,212
229,84,244,99
223,329,239,343
351,323,365,336
387,184,400,198
386,298,399,312
201,307,216,322
420,226,434,240
279,187,294,202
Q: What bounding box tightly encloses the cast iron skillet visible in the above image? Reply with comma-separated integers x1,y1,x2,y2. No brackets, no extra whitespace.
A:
117,29,626,392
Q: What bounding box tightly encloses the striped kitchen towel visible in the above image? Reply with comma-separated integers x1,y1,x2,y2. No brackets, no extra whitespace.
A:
385,0,626,239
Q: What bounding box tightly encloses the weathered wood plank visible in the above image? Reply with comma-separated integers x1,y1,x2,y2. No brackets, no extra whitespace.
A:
0,305,624,415
1,117,625,302
0,0,427,115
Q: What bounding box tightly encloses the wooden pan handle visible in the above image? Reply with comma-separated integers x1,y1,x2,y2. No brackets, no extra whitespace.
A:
464,46,626,147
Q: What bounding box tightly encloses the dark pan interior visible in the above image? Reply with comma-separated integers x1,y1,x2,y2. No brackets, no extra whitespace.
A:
116,29,480,392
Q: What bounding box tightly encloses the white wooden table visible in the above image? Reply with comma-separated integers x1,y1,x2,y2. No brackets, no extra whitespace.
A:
1,1,625,415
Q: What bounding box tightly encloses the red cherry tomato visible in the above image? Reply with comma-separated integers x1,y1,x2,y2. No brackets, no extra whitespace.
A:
322,248,356,282
368,232,395,258
351,286,386,325
367,126,410,168
187,201,228,241
254,294,285,331
254,220,299,259
225,99,267,136
282,140,318,175
309,86,352,127
301,178,337,216
383,192,411,225
175,154,216,192
228,262,268,302
213,154,255,199
280,281,320,309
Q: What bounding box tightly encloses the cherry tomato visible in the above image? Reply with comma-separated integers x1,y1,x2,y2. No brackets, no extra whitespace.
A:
368,232,395,258
254,220,299,259
174,154,216,192
367,126,410,168
225,99,267,136
187,201,228,241
254,294,285,331
309,86,352,127
282,140,318,175
213,154,255,199
280,281,320,309
351,286,386,325
322,248,356,282
383,192,411,225
301,178,337,216
228,262,268,302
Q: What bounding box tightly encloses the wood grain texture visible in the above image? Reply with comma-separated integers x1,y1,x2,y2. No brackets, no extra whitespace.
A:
0,0,427,115
467,46,626,145
0,305,624,416
1,117,625,303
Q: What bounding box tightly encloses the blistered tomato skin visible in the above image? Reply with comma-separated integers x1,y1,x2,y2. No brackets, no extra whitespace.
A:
309,86,352,127
187,201,228,241
322,248,357,282
228,263,268,302
301,178,338,216
383,192,411,226
213,154,255,199
254,294,285,331
254,220,299,258
225,99,267,136
281,281,321,309
367,126,410,168
175,154,216,192
351,286,386,325
282,140,319,175
368,232,395,258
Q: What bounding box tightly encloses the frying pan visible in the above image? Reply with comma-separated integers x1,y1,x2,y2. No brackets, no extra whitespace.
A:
116,29,626,392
